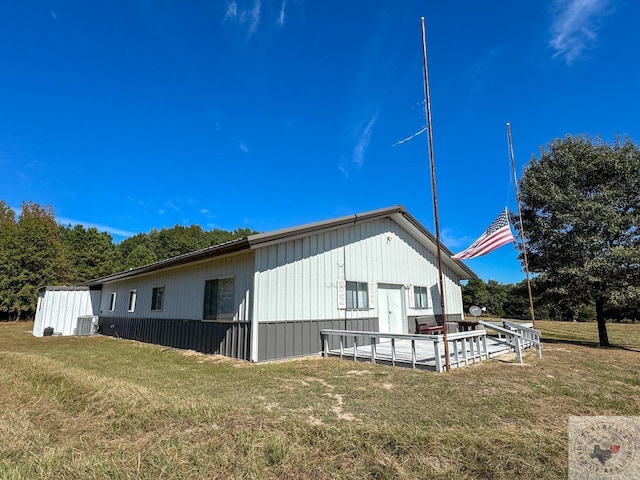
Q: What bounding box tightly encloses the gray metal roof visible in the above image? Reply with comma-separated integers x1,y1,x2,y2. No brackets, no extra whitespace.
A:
82,205,477,286
38,285,91,293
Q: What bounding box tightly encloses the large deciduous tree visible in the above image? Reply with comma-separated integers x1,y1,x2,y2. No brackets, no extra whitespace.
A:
59,224,122,283
0,202,17,318
518,135,640,346
9,202,62,319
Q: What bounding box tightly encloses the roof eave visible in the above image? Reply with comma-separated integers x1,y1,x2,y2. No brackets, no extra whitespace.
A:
246,205,406,248
393,210,478,280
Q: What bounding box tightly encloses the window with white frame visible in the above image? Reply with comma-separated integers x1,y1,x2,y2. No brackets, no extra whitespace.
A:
346,281,369,310
338,280,376,310
203,277,235,320
151,286,164,311
414,286,428,309
128,290,137,312
109,292,117,311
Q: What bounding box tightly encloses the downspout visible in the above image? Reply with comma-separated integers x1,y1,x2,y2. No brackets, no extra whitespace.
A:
250,269,259,362
343,244,348,330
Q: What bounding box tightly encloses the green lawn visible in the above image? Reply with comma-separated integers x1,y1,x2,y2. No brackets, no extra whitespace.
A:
1,320,639,479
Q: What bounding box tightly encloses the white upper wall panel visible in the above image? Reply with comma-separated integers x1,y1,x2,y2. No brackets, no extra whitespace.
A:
99,252,254,321
253,217,464,322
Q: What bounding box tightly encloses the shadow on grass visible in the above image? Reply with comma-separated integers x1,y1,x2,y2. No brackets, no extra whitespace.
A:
542,337,640,353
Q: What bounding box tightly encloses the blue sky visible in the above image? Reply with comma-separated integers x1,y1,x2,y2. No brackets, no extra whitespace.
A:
2,0,638,284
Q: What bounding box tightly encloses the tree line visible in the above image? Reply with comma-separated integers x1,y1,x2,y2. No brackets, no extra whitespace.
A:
461,278,638,323
0,201,256,320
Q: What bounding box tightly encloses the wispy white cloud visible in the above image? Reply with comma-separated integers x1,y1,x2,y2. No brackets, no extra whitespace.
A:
201,208,216,220
549,0,612,65
352,113,378,166
165,200,180,211
57,217,135,238
158,208,165,215
225,0,261,36
245,0,261,36
441,228,470,250
239,141,249,153
276,1,286,26
225,1,238,20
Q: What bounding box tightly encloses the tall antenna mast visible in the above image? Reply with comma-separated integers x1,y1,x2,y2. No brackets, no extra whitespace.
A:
506,123,536,327
421,17,449,371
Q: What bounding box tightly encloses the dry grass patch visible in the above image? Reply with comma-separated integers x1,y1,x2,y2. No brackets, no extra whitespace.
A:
0,321,639,479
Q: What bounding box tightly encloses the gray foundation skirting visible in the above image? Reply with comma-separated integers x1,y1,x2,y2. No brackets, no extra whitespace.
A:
257,317,378,362
98,317,250,361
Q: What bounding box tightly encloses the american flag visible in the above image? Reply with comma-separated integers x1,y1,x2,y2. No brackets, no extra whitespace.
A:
452,210,516,260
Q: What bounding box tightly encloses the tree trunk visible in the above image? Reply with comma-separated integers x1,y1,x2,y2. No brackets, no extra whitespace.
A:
595,297,609,347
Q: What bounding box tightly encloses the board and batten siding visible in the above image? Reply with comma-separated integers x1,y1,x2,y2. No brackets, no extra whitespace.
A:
98,252,255,321
253,217,464,323
438,263,465,318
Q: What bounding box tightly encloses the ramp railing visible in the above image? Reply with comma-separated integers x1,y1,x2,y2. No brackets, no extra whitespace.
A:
501,319,542,358
477,321,524,364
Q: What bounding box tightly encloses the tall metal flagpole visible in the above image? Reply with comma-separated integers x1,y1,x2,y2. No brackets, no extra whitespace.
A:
421,17,450,372
506,123,536,328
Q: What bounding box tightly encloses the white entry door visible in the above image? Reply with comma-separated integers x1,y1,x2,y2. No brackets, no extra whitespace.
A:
378,284,405,334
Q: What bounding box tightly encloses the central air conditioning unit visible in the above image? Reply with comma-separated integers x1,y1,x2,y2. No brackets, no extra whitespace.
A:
75,315,99,336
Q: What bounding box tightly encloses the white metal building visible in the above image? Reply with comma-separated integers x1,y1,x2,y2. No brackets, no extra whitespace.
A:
39,206,476,362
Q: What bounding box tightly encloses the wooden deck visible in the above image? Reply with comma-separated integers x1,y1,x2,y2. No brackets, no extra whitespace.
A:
321,321,542,372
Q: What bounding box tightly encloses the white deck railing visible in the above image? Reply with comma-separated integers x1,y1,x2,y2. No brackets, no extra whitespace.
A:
477,320,542,362
320,329,441,369
320,321,542,372
435,330,489,371
320,328,492,372
477,321,524,363
500,319,542,358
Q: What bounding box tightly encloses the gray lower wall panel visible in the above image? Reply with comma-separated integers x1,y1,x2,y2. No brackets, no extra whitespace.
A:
258,317,378,362
98,316,251,361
